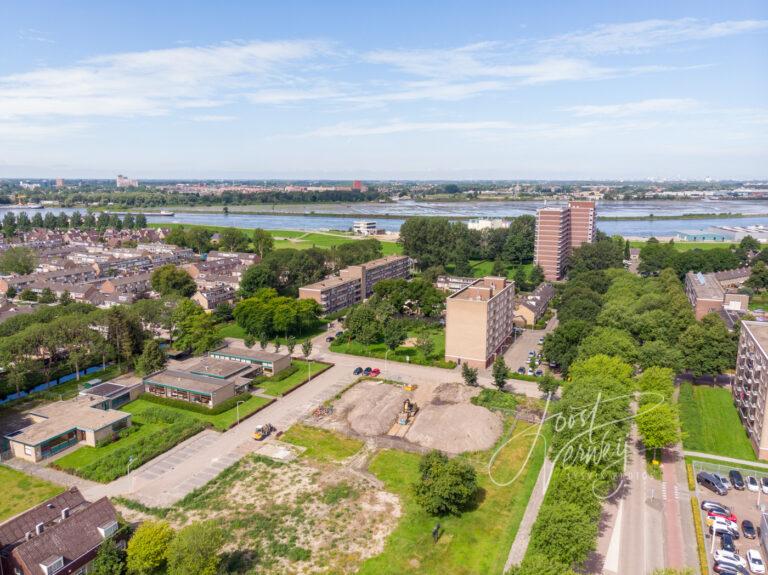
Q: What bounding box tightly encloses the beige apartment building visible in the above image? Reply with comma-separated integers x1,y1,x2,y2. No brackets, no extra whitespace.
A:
444,277,515,368
733,321,768,460
299,255,411,313
684,268,751,321
534,200,596,281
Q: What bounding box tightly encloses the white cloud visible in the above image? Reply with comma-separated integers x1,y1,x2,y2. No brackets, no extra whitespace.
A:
0,39,334,121
563,98,701,118
546,18,768,55
191,115,237,122
17,28,55,44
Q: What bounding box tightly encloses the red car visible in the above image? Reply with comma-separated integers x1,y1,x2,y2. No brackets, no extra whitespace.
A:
371,368,381,376
708,510,738,524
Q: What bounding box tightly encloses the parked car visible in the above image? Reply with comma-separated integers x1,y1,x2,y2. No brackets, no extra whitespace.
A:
761,477,768,495
326,336,335,343
528,350,535,357
517,367,526,374
370,368,380,376
698,472,728,496
747,476,760,492
534,369,543,377
538,337,544,344
714,473,733,490
713,561,748,575
714,551,747,568
702,500,731,514
742,520,757,539
708,510,738,524
730,470,746,490
548,361,558,368
747,549,766,574
527,368,534,376
363,367,372,376
721,532,737,553
353,367,363,375
707,514,739,529
335,331,344,338
711,517,741,539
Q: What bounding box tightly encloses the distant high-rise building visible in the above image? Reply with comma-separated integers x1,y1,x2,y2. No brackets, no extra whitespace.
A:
55,178,64,188
534,201,596,281
116,174,138,188
352,180,362,191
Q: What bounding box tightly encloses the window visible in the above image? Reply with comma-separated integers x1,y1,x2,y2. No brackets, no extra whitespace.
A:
24,445,33,456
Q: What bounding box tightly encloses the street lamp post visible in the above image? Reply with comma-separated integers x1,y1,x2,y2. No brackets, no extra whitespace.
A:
384,349,390,381
236,400,245,426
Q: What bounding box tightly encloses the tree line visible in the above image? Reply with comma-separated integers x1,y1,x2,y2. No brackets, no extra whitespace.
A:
1,210,147,237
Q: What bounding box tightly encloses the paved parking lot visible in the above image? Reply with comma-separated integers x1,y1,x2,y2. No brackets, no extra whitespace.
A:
693,460,768,571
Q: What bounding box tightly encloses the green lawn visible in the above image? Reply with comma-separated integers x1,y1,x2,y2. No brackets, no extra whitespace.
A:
281,424,364,462
679,382,756,460
358,420,546,575
749,292,768,311
628,240,737,251
124,395,273,431
0,465,64,521
330,327,455,369
257,360,332,397
465,260,534,280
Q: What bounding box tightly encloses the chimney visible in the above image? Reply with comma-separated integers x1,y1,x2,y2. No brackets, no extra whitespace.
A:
61,507,70,520
35,522,44,535
25,531,32,541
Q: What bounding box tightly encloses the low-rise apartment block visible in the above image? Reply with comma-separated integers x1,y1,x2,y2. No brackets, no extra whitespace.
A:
444,276,516,368
0,488,122,575
684,268,751,321
192,283,236,311
299,255,411,313
733,321,768,460
515,282,555,326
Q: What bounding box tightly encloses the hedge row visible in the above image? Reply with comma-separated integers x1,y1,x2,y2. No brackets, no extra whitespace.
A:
691,495,708,575
252,363,299,385
137,391,249,416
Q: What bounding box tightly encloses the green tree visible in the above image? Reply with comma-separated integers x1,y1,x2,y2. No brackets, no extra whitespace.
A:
212,302,233,323
739,235,761,252
528,502,598,568
252,228,274,258
636,402,681,451
747,260,768,292
506,554,577,575
218,228,249,252
259,332,269,350
126,520,174,575
537,373,560,396
5,286,16,299
0,246,37,275
58,290,73,305
286,335,297,355
382,320,407,351
165,521,223,575
491,258,506,277
150,265,196,298
528,265,545,288
19,288,37,302
301,338,313,358
38,287,56,304
678,314,737,376
577,326,638,364
135,339,167,376
491,355,508,390
413,450,478,516
502,215,536,264
461,363,478,387
91,538,126,575
410,335,432,361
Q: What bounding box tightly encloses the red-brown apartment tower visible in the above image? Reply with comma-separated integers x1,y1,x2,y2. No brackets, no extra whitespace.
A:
534,201,596,281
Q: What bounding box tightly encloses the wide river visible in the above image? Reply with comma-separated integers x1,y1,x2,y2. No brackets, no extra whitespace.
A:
3,199,768,237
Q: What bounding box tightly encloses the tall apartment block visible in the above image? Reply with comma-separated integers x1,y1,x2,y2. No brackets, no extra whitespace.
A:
534,200,596,281
298,255,411,313
733,321,768,459
444,277,515,369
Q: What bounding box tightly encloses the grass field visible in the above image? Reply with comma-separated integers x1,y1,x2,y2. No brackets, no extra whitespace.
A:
749,292,768,311
628,240,737,251
329,327,455,369
679,382,756,460
0,465,64,521
281,424,364,462
124,395,273,431
151,222,402,255
257,360,332,397
358,419,546,575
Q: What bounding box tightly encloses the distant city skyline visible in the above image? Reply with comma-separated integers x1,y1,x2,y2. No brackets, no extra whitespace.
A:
1,1,767,179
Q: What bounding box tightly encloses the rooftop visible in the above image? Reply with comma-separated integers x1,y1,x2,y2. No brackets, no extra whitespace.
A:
0,488,87,547
686,270,725,301
186,357,251,379
9,398,131,446
211,342,290,364
743,321,768,356
300,274,360,291
144,369,234,395
449,277,511,302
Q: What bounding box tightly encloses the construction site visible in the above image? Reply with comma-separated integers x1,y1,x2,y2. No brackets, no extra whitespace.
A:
309,379,504,454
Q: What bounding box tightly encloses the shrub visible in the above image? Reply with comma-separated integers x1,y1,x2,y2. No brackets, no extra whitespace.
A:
471,389,519,411
126,521,174,575
691,495,708,575
137,392,250,416
413,451,478,516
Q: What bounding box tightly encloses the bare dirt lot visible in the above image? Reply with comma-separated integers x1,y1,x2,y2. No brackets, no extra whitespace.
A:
315,379,503,454
119,453,399,575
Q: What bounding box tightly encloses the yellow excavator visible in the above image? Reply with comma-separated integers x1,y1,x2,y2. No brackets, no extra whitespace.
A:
398,399,418,425
253,423,275,441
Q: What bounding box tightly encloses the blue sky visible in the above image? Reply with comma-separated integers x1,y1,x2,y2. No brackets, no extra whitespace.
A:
1,1,766,180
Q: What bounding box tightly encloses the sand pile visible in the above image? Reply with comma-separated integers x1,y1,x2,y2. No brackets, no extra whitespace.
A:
407,402,503,454
335,380,407,436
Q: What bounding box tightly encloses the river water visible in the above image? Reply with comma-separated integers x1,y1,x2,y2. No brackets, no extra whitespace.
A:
3,199,768,238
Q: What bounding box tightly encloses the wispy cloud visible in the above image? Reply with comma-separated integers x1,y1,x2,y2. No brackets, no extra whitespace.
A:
563,98,701,118
0,39,335,121
17,28,55,44
545,18,768,55
191,115,237,122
